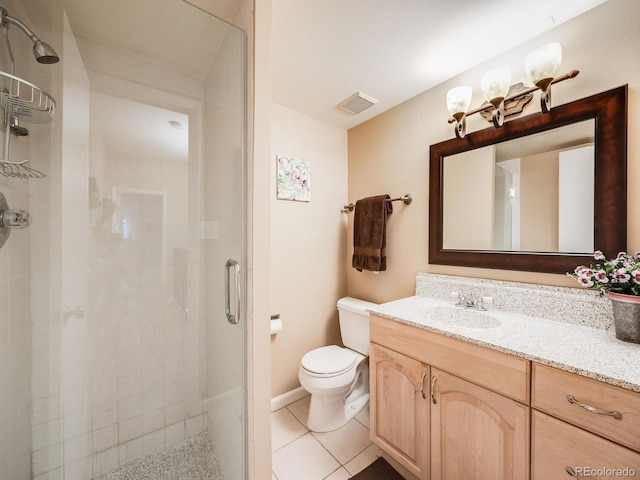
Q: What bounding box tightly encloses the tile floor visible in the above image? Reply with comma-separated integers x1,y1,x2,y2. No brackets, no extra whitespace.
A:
271,395,379,480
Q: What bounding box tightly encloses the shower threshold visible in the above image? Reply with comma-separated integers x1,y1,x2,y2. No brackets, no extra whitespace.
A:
93,432,223,480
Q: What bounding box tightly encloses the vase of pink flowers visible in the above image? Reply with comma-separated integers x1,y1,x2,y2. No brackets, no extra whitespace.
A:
571,251,640,343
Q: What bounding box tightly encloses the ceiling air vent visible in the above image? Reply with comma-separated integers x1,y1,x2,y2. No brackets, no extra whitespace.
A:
338,91,378,115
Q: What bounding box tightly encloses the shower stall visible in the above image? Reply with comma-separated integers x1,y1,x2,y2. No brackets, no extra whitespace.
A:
0,0,247,478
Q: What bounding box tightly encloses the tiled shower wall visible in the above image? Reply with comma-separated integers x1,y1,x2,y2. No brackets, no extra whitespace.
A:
0,180,31,479
0,2,54,478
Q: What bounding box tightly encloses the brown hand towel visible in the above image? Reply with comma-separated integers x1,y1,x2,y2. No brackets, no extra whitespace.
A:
352,194,393,272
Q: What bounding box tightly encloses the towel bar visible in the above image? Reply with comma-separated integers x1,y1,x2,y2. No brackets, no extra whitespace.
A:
342,194,412,212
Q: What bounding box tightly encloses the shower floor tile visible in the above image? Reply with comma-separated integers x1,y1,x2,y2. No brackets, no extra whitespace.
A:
93,433,223,480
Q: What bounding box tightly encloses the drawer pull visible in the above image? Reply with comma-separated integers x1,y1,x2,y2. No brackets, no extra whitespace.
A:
567,395,623,420
420,371,427,399
430,375,438,405
565,466,583,479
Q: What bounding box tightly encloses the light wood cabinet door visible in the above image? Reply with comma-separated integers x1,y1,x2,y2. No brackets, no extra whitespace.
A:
370,343,430,479
532,410,640,479
430,368,530,480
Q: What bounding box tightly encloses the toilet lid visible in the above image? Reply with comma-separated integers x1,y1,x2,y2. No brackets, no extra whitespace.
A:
301,345,358,375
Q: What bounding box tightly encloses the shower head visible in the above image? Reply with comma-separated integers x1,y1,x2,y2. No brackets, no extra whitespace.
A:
0,7,59,64
32,40,59,64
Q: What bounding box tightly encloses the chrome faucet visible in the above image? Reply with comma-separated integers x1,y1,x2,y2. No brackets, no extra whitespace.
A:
451,291,489,311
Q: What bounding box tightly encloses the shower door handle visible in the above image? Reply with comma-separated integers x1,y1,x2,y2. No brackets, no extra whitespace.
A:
225,259,241,325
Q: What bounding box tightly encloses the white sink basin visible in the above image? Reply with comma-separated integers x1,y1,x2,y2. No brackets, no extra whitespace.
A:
425,306,502,329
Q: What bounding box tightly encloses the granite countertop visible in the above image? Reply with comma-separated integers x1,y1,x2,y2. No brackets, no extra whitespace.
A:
369,296,640,393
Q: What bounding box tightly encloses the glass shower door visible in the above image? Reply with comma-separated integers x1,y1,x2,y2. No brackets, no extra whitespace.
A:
28,1,247,478
199,8,247,478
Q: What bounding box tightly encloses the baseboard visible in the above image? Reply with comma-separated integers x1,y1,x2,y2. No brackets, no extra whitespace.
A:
271,386,308,412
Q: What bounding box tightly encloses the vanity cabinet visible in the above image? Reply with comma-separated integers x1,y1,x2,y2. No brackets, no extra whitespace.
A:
370,313,640,479
370,343,429,479
370,314,530,480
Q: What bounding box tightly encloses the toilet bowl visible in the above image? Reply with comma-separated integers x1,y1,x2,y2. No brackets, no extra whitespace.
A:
298,297,376,432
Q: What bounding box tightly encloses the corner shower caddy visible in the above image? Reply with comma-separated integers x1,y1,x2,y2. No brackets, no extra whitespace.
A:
0,69,54,178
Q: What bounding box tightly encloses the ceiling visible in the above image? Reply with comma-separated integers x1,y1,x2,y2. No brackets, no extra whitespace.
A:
60,0,608,134
62,0,235,78
271,0,608,130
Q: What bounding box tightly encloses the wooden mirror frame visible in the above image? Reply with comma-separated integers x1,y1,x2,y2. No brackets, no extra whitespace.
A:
429,85,627,274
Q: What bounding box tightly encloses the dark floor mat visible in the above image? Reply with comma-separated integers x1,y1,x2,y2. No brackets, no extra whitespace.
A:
349,457,405,480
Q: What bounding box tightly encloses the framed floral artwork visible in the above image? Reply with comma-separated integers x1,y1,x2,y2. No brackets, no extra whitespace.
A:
276,155,311,202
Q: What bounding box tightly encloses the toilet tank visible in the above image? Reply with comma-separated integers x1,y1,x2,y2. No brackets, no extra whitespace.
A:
337,297,377,355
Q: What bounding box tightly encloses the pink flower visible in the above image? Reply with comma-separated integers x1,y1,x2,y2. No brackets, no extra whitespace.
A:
632,270,640,284
594,250,606,261
594,270,609,283
581,268,595,278
613,268,631,283
578,275,594,288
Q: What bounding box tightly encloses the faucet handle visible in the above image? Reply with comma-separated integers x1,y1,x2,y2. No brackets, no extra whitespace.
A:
451,291,465,306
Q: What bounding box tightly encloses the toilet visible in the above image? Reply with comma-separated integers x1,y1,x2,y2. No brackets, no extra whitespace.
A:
298,296,377,432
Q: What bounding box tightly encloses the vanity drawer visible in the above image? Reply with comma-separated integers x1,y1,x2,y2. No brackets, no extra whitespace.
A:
532,410,640,480
532,363,640,451
370,314,530,404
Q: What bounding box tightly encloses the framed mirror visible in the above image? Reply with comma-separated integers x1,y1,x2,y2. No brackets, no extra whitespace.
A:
429,85,627,273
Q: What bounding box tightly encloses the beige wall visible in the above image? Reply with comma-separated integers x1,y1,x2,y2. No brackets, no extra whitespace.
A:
270,104,348,397
520,152,559,252
348,0,640,303
443,147,495,250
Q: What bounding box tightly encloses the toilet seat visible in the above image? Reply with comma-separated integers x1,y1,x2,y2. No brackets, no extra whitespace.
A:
301,345,358,377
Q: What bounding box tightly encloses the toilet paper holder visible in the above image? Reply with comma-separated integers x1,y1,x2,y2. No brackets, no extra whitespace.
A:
270,313,283,335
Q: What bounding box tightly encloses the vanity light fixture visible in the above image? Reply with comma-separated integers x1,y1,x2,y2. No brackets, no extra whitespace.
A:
446,42,579,139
